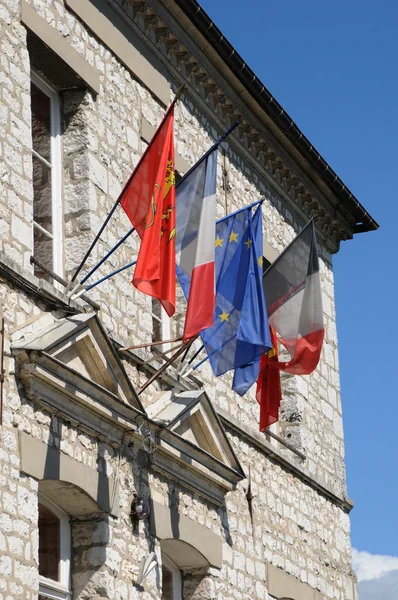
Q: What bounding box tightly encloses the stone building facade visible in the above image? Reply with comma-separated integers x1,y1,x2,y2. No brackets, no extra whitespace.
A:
0,0,377,599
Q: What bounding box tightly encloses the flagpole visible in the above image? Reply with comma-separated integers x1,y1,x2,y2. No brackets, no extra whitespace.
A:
80,226,135,286
262,217,314,279
138,335,197,395
71,259,137,300
119,337,182,352
182,333,237,378
181,341,204,371
179,303,238,374
69,119,240,295
176,120,239,190
216,198,263,225
68,84,185,288
70,195,261,300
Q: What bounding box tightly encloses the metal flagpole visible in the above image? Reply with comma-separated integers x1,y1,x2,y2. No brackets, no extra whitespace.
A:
182,342,205,370
76,194,260,304
138,336,197,395
71,260,137,300
68,225,136,297
70,120,241,300
81,226,135,285
67,84,185,289
175,121,239,189
182,333,236,379
120,337,182,352
216,198,263,225
140,342,185,366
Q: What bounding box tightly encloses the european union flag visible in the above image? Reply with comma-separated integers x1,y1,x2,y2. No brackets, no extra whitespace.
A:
200,204,271,388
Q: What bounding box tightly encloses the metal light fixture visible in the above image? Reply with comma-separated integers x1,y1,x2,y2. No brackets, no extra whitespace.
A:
131,494,151,521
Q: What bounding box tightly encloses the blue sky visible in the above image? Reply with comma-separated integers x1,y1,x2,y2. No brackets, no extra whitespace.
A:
198,0,398,592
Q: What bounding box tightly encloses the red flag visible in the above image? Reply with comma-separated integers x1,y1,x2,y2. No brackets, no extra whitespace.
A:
256,327,282,432
120,108,176,316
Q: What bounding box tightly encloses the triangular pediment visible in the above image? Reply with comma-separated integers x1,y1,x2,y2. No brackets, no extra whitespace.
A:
12,313,143,412
147,389,244,497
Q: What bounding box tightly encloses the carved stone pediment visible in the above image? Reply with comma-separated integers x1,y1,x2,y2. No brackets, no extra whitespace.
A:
12,314,145,430
147,390,245,505
12,315,244,504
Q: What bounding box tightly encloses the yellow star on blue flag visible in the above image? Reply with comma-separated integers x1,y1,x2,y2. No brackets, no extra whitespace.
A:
219,310,230,322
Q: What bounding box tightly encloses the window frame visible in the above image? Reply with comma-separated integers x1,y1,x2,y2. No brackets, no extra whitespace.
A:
162,553,182,600
38,494,71,600
31,69,63,278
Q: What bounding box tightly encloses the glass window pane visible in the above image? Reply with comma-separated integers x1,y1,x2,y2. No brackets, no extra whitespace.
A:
34,226,53,278
32,154,53,235
31,82,52,162
32,148,53,278
39,503,60,581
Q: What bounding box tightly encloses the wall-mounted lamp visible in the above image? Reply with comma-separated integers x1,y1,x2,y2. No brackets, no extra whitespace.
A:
131,494,151,521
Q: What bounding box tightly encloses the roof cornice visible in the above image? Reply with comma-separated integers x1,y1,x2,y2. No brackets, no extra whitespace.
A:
125,0,378,251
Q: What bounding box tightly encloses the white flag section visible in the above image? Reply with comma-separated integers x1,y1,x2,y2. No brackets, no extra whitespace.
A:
176,149,218,341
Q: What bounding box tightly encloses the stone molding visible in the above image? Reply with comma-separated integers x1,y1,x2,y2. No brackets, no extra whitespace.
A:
21,0,100,94
64,0,170,105
267,563,323,600
218,407,354,513
19,432,120,516
3,263,349,511
13,314,244,505
149,390,245,505
149,498,222,569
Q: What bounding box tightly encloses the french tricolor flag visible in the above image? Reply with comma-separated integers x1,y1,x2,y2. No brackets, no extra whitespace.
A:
256,219,325,431
176,149,218,341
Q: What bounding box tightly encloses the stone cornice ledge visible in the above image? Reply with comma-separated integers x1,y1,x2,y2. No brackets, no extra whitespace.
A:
126,0,357,251
0,254,99,313
217,407,354,513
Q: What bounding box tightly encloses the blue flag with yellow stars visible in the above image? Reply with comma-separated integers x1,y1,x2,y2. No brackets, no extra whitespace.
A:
199,203,271,391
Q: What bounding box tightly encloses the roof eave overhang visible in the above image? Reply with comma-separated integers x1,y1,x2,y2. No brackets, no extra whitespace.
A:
153,0,379,246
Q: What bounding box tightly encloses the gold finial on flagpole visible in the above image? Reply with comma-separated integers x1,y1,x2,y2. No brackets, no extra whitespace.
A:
174,83,186,104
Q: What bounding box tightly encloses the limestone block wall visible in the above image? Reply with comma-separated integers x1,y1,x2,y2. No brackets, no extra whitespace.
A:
0,0,33,269
2,0,344,496
0,277,356,599
0,0,356,598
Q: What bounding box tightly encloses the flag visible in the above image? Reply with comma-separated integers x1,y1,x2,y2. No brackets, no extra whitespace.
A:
231,202,270,395
256,327,282,431
176,149,217,340
120,107,176,316
256,219,324,431
195,204,272,377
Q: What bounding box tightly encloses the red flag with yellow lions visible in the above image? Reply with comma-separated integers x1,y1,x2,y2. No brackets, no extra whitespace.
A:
120,107,176,316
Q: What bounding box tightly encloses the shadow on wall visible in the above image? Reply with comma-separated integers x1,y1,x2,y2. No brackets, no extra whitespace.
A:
131,447,161,592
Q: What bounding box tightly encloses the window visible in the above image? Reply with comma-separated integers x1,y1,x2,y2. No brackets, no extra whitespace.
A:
161,554,182,600
31,70,63,279
151,298,172,351
38,495,71,600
